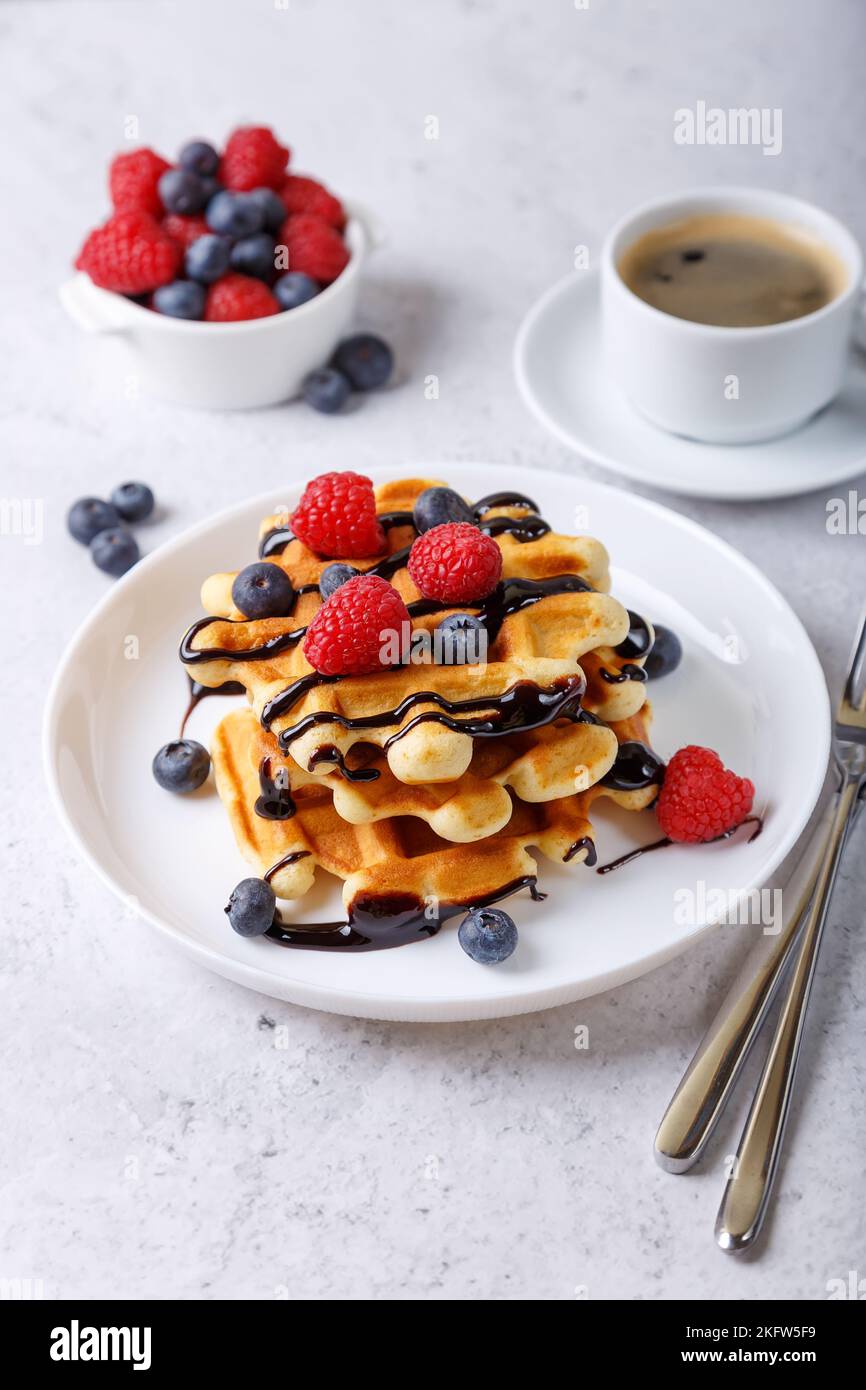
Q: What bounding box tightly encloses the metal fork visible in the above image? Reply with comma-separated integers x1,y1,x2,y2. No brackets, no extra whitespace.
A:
714,609,866,1250
654,609,866,1247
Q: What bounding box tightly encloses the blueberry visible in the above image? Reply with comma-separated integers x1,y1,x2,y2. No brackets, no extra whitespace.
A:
198,175,222,206
230,232,275,281
153,278,206,319
458,907,518,964
437,613,485,665
225,877,276,938
111,481,155,522
331,334,393,390
232,562,295,619
206,190,265,238
67,496,121,545
185,234,231,284
413,486,474,533
319,562,359,599
90,527,140,577
178,139,220,177
643,623,683,680
248,187,287,233
274,271,320,311
152,739,211,793
158,168,207,216
302,367,351,414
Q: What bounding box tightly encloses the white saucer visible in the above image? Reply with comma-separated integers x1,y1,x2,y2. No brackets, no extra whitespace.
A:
43,463,829,1022
514,271,866,501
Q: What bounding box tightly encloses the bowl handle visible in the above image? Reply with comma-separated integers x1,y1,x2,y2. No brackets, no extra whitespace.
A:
59,274,133,334
345,200,386,252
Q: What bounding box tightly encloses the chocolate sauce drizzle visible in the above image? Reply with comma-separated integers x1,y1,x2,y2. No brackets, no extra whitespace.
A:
307,745,379,782
264,875,537,953
601,740,666,792
596,815,763,875
600,663,647,684
616,611,654,662
564,836,598,866
264,850,310,882
180,675,245,735
272,674,586,753
255,757,297,820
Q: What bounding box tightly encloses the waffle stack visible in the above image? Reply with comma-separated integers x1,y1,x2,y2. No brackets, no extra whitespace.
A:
182,479,661,945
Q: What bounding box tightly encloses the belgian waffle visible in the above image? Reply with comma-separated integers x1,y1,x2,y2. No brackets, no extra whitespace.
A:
247,714,621,842
182,479,651,786
212,706,661,911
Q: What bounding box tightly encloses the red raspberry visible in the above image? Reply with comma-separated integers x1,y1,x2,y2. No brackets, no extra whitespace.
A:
204,273,280,322
75,210,181,294
221,125,290,191
407,523,502,603
291,471,386,558
280,175,345,229
109,148,171,216
278,214,349,284
303,574,410,676
656,746,755,844
162,213,209,249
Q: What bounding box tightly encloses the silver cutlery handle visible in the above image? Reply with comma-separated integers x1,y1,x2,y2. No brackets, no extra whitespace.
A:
654,812,828,1174
715,778,861,1251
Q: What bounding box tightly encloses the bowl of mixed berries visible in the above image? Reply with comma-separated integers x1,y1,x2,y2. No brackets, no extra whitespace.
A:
62,125,381,409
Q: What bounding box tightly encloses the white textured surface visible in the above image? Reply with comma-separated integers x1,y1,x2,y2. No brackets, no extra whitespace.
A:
2,0,864,1300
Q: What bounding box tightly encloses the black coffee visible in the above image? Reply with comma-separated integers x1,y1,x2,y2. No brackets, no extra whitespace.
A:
618,213,846,327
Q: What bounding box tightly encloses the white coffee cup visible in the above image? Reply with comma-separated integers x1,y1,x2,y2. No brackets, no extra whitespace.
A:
601,187,863,444
59,205,381,410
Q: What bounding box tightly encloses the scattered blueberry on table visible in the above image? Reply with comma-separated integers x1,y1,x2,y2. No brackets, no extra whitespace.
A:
111,481,155,522
302,366,352,414
67,482,156,578
332,333,394,391
301,333,395,415
90,527,140,577
67,497,122,545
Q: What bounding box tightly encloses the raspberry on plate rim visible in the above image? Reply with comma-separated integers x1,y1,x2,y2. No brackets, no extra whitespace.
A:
655,744,755,845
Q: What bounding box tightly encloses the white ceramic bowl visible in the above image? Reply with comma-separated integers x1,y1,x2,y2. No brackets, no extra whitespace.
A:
59,206,379,410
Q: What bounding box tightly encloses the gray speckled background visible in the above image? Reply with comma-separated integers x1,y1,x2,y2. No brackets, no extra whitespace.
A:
2,0,864,1300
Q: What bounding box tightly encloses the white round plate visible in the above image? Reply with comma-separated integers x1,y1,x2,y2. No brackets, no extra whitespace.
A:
514,270,866,501
44,463,829,1021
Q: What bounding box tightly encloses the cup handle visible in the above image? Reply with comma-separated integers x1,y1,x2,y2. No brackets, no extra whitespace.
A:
853,276,866,354
59,274,132,335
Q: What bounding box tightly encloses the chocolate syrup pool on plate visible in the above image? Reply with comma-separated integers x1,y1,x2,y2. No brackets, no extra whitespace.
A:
264,876,538,952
